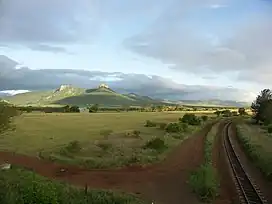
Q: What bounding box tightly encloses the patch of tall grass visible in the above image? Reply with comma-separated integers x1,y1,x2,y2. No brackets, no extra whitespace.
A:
0,168,146,204
189,123,219,202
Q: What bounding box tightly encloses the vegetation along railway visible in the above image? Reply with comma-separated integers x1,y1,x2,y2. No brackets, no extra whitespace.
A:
223,122,268,204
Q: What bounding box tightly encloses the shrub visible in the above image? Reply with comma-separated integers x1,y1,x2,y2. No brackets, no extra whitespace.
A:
88,104,99,113
143,138,167,152
189,164,219,202
238,107,246,115
132,130,141,137
144,120,157,127
201,115,208,122
97,142,112,151
179,113,201,126
232,111,238,116
0,168,144,204
237,128,272,181
221,110,232,117
69,105,80,113
165,123,182,133
180,122,189,132
66,140,82,153
267,124,272,133
0,103,18,133
158,122,167,130
214,111,221,117
172,133,185,140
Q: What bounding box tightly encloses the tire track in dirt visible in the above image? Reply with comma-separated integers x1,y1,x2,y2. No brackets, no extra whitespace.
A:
0,123,214,204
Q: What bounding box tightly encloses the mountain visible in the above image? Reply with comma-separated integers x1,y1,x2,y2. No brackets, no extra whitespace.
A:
0,55,256,104
5,84,168,107
173,99,250,107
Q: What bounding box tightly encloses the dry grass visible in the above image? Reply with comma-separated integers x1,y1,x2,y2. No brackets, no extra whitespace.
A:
0,111,213,168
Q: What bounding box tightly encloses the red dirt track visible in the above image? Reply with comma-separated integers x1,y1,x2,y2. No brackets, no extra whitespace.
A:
0,123,214,204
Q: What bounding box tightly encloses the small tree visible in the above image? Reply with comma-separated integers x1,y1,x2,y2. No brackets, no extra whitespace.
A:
214,111,221,117
201,115,208,122
89,104,99,113
238,107,246,116
251,89,272,123
179,113,201,126
69,105,80,113
221,110,232,117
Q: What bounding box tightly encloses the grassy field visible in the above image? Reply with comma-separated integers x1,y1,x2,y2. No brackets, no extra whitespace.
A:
0,111,214,169
236,121,272,180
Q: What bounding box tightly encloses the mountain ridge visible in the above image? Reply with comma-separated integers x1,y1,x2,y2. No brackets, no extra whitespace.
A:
4,84,169,107
3,84,250,107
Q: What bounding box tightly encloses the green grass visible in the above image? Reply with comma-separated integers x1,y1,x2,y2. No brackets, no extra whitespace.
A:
236,122,272,181
1,112,212,169
0,112,211,168
189,123,219,202
0,167,146,204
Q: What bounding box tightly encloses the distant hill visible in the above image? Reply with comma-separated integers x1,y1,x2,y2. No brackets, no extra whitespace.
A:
5,84,169,107
177,99,250,107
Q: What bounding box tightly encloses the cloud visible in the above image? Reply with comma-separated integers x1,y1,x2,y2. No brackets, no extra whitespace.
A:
0,55,256,102
0,0,228,50
27,44,70,53
125,3,272,86
209,4,228,9
0,90,30,96
0,0,97,50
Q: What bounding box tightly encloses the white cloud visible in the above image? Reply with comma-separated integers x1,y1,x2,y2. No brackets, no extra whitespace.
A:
209,4,228,9
126,8,272,86
0,90,30,95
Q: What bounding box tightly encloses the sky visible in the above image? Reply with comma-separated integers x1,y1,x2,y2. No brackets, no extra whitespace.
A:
0,0,272,101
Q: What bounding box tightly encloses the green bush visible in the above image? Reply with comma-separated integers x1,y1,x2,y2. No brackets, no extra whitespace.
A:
0,168,145,204
189,124,219,202
0,103,18,133
179,113,201,126
179,122,189,132
201,115,208,122
88,104,99,113
144,120,157,127
237,128,272,181
232,111,238,116
221,110,232,117
97,142,112,151
143,138,167,152
132,130,141,137
158,122,167,130
267,124,272,133
65,140,82,153
189,164,219,202
165,123,182,133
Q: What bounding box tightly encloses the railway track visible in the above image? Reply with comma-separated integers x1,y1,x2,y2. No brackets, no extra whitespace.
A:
223,122,268,204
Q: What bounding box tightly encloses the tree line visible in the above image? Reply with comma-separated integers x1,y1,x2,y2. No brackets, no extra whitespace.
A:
15,104,241,113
